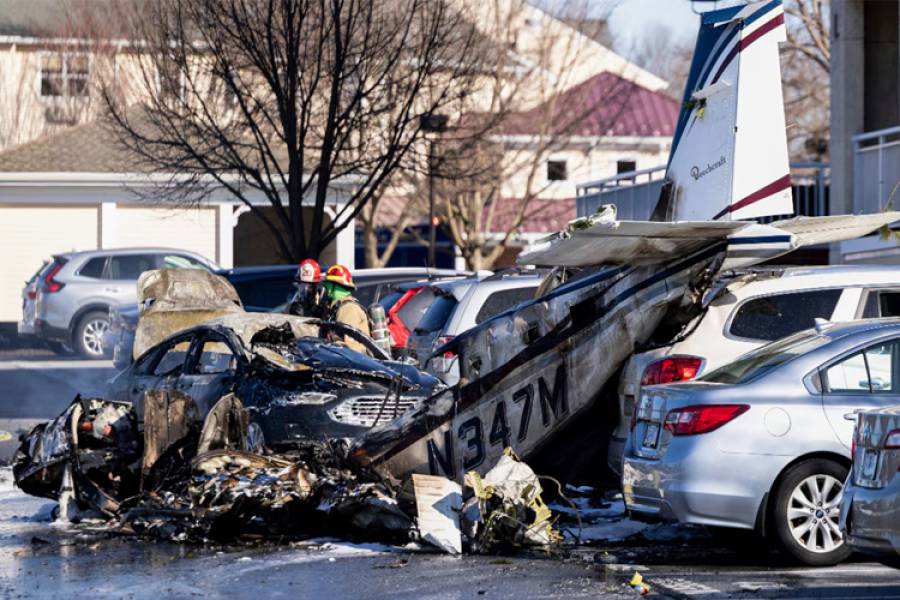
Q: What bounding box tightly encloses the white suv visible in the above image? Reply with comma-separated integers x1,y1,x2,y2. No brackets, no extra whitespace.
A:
409,272,543,385
609,265,900,474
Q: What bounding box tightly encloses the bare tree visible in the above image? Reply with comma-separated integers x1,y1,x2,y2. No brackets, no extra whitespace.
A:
357,166,435,268
620,23,692,99
358,0,638,269
96,0,481,262
782,0,830,161
432,0,631,271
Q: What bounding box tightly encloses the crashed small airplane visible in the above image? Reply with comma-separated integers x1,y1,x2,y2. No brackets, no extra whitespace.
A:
357,0,900,481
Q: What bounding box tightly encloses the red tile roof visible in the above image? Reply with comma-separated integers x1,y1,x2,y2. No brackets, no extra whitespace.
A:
502,71,679,138
488,197,576,234
370,194,574,236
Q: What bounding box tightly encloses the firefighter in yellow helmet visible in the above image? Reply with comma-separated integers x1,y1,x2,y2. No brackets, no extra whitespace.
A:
323,264,371,355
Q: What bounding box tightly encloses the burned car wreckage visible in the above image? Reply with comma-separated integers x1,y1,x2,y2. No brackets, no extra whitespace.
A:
107,312,440,446
116,268,442,445
13,269,559,551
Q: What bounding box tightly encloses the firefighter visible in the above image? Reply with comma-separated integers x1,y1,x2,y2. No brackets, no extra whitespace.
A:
323,264,371,355
288,258,326,318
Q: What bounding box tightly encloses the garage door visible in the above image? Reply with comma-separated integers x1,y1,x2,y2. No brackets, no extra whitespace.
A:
110,206,218,265
0,205,99,322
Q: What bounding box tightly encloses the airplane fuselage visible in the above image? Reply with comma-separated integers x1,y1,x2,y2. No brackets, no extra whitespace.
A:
366,243,726,481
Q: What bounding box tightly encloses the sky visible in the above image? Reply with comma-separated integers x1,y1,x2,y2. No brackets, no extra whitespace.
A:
605,0,700,47
544,0,748,53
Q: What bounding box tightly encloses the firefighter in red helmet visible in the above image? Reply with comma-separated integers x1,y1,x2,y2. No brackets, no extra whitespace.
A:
288,258,326,318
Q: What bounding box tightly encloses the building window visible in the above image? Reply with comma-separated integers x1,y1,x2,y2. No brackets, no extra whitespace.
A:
547,160,567,181
40,52,91,97
616,159,637,175
157,56,186,101
222,68,241,107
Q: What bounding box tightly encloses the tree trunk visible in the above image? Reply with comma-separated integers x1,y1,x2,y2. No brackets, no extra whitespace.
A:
467,248,483,271
363,222,384,268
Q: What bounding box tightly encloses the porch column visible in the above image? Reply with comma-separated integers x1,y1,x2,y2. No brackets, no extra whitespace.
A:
333,216,355,270
98,201,117,248
216,203,234,268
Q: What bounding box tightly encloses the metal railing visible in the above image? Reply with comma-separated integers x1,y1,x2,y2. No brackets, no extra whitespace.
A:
853,125,900,214
576,162,830,221
576,166,666,221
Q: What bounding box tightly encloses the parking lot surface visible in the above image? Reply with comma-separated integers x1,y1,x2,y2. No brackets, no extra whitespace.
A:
0,351,117,463
1,466,898,599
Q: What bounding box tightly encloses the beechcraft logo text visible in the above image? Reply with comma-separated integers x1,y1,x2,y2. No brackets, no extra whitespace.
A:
690,156,726,180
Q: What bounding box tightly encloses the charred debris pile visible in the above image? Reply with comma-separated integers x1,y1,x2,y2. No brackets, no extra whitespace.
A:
13,395,565,555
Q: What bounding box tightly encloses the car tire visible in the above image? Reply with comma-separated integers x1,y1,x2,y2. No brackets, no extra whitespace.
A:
770,458,852,566
74,310,111,359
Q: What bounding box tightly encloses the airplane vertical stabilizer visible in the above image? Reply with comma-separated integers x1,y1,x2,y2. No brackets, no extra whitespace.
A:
658,1,791,222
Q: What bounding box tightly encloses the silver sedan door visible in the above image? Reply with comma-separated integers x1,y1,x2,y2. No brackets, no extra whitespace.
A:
821,339,900,448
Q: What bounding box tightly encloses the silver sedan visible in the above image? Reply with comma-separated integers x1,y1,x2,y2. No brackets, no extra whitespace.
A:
623,319,900,566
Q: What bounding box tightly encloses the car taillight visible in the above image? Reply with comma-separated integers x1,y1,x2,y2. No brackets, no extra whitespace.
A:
436,335,456,359
27,288,37,300
43,262,65,293
885,429,900,449
641,357,702,386
663,404,749,436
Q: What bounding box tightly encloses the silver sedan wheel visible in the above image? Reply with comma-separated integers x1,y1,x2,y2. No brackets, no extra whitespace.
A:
787,474,844,554
82,318,109,356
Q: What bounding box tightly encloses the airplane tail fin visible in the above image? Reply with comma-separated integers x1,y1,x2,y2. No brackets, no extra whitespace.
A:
654,0,791,222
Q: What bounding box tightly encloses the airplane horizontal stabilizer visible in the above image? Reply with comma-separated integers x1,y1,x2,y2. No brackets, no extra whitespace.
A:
517,220,744,267
518,212,900,269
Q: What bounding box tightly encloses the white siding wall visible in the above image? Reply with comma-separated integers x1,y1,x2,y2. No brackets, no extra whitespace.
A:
0,204,99,321
106,206,219,265
501,141,671,200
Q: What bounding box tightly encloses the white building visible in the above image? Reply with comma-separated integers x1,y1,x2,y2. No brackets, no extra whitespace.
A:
0,118,354,323
831,0,900,264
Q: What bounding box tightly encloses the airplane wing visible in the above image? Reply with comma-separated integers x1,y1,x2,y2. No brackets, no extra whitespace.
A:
518,212,900,269
517,220,746,267
769,213,900,247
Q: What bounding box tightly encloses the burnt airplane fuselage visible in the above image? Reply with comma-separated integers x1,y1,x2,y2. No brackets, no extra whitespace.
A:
359,243,726,481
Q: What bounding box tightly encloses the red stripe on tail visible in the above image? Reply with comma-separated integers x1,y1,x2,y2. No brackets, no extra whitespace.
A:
713,174,792,220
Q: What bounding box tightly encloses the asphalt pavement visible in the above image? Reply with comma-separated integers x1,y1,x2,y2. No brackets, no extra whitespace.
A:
0,351,118,462
1,488,898,600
